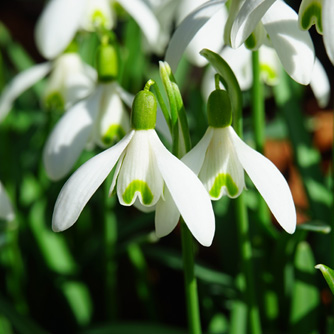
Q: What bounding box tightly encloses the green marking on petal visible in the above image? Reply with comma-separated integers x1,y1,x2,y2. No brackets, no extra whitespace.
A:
102,124,126,146
92,10,107,29
44,92,64,111
245,33,257,50
122,180,154,205
260,64,278,84
300,4,322,34
209,173,239,198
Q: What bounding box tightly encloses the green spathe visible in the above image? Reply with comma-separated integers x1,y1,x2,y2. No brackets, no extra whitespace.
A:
209,173,239,198
207,90,232,128
122,180,154,205
96,44,118,82
131,89,157,130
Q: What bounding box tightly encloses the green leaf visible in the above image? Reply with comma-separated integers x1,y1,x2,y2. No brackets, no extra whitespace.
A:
290,241,320,334
315,264,334,295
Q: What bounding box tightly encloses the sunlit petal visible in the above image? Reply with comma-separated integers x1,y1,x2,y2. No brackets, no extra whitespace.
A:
165,0,227,72
52,131,134,232
182,127,214,175
35,0,86,59
262,0,315,85
229,126,296,234
118,0,160,51
151,131,215,246
310,58,330,108
323,0,334,65
117,130,164,207
230,0,276,48
0,62,51,121
0,182,15,221
43,87,102,181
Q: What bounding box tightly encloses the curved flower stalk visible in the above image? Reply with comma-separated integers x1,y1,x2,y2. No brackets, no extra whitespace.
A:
0,53,97,122
299,0,334,65
52,83,215,247
166,0,315,85
202,45,330,108
35,0,161,59
0,181,15,221
182,89,296,234
43,82,131,181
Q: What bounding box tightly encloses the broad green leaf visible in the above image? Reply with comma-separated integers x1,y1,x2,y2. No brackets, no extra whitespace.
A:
315,264,334,295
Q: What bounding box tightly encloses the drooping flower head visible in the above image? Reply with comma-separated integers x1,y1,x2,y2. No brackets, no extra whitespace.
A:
52,81,215,246
182,87,296,234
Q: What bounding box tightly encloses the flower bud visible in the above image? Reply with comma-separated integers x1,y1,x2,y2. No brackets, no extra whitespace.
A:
96,44,118,82
207,89,232,128
131,87,157,130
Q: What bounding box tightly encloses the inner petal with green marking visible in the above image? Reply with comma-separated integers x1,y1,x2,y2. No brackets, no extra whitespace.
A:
122,180,154,205
209,173,239,198
299,2,322,34
102,124,126,146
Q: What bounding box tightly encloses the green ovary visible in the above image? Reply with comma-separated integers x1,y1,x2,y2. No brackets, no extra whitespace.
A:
301,4,322,33
102,125,126,146
209,173,239,198
122,180,154,205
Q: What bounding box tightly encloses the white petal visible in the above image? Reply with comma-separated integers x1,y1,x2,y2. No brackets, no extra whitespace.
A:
43,87,102,181
323,0,334,65
182,127,214,175
0,62,51,121
155,187,180,238
262,1,315,85
165,0,227,72
118,0,160,50
117,130,164,207
0,182,15,221
35,0,86,59
310,58,330,108
199,127,245,199
230,0,276,48
115,83,134,109
52,131,134,232
151,131,215,246
229,126,296,234
92,83,130,147
259,45,281,86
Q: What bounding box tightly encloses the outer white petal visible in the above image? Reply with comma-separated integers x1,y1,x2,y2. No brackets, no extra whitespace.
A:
52,131,134,232
310,58,330,108
117,130,164,207
230,0,276,48
0,182,15,221
165,0,227,72
262,1,315,85
229,126,296,234
323,0,334,65
150,131,215,247
35,0,86,59
118,0,160,50
182,127,214,175
43,87,102,181
0,62,52,121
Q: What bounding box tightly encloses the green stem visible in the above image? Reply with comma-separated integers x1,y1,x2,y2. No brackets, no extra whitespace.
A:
181,222,202,334
251,50,271,229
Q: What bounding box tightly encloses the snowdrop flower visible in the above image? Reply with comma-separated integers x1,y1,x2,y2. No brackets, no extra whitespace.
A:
299,0,334,65
52,82,215,246
35,0,161,59
43,81,131,181
0,53,97,121
182,88,296,234
0,181,14,221
166,0,315,85
202,45,330,107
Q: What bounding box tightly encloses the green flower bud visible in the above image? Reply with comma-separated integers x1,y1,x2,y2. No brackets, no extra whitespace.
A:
207,89,232,128
96,44,118,82
131,86,157,130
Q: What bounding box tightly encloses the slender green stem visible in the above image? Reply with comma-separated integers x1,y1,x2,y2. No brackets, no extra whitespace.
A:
181,222,202,334
251,51,271,228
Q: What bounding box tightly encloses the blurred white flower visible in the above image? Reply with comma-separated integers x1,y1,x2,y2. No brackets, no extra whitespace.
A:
35,0,161,59
0,181,14,221
0,53,97,121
